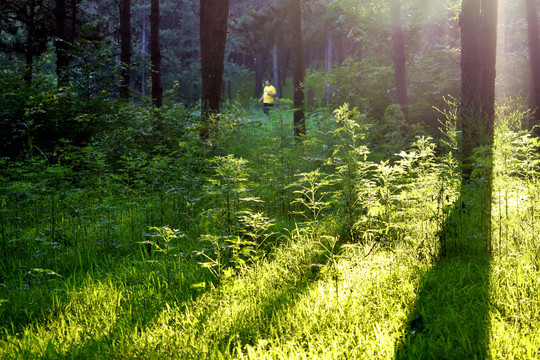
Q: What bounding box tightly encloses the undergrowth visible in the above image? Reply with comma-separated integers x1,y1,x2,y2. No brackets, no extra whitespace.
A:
1,101,540,359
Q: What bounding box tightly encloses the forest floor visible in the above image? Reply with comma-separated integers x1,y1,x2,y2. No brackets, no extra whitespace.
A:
1,234,539,359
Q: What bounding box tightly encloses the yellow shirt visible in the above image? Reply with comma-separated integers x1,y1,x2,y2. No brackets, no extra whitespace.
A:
263,85,276,104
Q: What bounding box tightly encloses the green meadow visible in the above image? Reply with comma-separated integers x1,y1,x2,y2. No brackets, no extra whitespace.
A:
1,102,539,359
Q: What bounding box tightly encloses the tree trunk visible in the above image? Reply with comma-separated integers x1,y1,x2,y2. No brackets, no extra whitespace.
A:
24,51,34,84
119,0,131,100
291,0,305,139
459,0,482,179
150,0,162,108
479,0,498,134
324,36,333,102
272,44,281,100
526,0,540,131
255,50,263,98
69,0,77,42
335,33,344,65
389,0,408,123
55,0,68,86
141,0,147,95
200,0,229,142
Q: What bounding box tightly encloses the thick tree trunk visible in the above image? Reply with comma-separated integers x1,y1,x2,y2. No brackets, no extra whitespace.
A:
200,0,229,141
150,0,162,107
119,0,131,100
479,0,498,133
525,0,540,130
455,0,497,256
389,0,408,123
291,0,305,139
460,0,482,179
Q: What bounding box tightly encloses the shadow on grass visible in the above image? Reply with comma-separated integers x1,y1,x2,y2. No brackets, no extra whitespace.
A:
396,161,493,359
45,235,329,359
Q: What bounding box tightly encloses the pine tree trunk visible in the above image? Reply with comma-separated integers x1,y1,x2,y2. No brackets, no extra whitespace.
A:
525,0,540,130
324,36,333,102
459,0,482,179
141,0,147,95
291,0,305,139
150,0,162,108
119,0,131,99
200,0,229,141
272,44,281,100
479,0,498,134
55,0,69,87
389,0,408,122
255,50,263,98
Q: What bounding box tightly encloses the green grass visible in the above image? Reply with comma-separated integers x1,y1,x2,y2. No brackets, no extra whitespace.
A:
2,104,540,359
1,224,539,359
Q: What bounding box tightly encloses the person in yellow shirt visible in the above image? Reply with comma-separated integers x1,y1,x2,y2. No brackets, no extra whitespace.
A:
258,80,277,115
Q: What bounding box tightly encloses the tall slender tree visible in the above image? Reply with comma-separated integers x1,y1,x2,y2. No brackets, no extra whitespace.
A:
459,0,498,178
459,0,482,179
200,0,229,142
389,0,408,122
150,0,162,107
525,0,540,130
119,0,132,99
291,0,305,139
479,0,498,128
324,36,333,101
55,0,68,86
456,0,497,255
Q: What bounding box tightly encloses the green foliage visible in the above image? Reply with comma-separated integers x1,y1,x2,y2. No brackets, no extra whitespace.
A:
2,98,540,359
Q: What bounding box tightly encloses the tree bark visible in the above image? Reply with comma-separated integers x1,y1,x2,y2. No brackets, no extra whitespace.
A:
459,0,482,179
479,0,498,134
389,0,408,123
272,44,281,100
55,0,68,86
119,0,131,100
200,0,229,141
324,36,333,102
255,50,263,98
525,0,540,130
291,0,305,139
150,0,162,107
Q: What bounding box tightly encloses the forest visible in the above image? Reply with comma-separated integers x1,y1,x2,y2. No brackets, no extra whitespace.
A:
1,0,540,358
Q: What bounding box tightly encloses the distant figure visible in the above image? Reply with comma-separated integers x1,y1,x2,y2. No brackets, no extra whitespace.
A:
258,79,276,115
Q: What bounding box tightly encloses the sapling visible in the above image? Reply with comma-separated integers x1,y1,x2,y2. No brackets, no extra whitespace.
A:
145,226,182,285
206,155,251,234
289,169,334,227
327,103,373,241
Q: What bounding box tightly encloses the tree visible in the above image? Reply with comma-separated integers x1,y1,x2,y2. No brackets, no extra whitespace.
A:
525,0,540,130
119,0,132,99
199,0,229,142
0,0,53,82
291,0,305,139
459,0,497,179
55,0,68,85
389,0,408,123
459,0,482,179
150,0,162,107
229,4,273,98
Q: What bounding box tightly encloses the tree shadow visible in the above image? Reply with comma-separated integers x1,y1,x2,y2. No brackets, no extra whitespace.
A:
396,153,493,359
